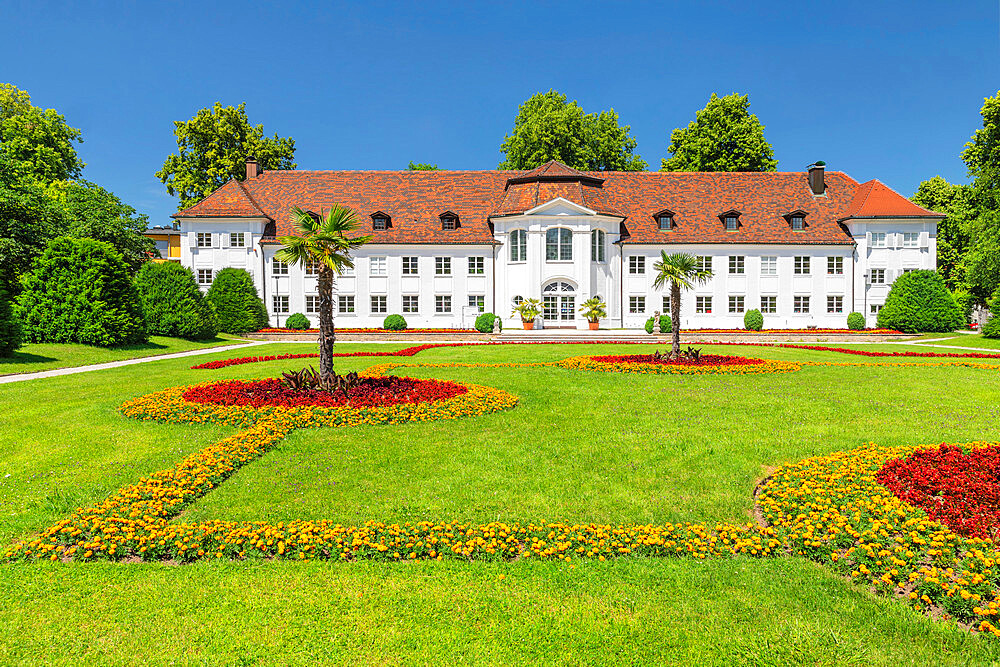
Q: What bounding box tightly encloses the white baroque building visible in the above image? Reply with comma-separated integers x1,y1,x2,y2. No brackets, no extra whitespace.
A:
171,159,942,330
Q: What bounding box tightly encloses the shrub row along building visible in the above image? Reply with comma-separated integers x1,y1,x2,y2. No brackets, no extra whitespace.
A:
165,158,942,329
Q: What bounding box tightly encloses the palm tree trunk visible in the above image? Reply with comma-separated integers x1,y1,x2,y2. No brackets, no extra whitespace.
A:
317,266,335,381
671,282,682,357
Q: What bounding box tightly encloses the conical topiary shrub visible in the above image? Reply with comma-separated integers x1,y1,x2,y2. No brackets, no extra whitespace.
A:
876,270,965,333
206,268,269,334
134,261,218,340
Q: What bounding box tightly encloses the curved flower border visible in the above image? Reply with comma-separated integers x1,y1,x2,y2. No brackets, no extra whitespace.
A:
556,354,801,375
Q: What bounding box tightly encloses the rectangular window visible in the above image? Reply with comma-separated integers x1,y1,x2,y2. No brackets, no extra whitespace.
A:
794,256,810,274
724,216,739,231
229,232,246,248
196,232,212,248
468,257,485,275
435,295,452,313
510,230,527,262
628,256,645,275
402,257,419,275
695,296,712,314
305,295,319,314
272,295,289,313
695,256,712,273
871,232,887,248
790,215,805,230
903,232,919,248
662,295,671,313
827,256,844,275
760,295,777,314
272,258,288,275
372,216,388,230
468,295,485,312
435,257,451,275
870,303,883,315
337,295,355,314
546,227,573,261
760,256,777,275
728,256,745,274
402,295,419,313
728,295,745,313
305,260,319,276
370,295,387,314
628,296,646,314
441,218,457,231
369,256,387,276
658,215,673,230
870,268,886,285
793,296,810,314
591,230,606,262
827,295,844,313
340,264,354,277
196,268,213,285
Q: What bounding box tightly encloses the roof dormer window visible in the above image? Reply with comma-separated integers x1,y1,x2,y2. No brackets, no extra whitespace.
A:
784,210,807,231
720,211,741,231
371,212,391,230
440,212,460,230
655,210,675,230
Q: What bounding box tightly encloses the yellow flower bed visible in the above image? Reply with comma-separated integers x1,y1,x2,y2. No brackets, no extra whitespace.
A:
556,355,801,375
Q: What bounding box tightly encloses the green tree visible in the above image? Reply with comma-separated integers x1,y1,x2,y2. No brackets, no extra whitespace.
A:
876,270,965,333
0,84,84,183
276,205,371,381
156,102,296,210
15,237,147,346
407,162,440,171
0,286,21,356
961,91,1000,302
499,90,647,171
0,83,32,121
651,251,713,356
0,152,60,290
134,262,217,339
911,176,975,290
205,268,269,334
661,93,777,172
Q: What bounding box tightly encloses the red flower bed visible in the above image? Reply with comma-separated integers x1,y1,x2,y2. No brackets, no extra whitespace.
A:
589,354,766,367
876,444,1000,540
256,328,473,334
182,376,468,409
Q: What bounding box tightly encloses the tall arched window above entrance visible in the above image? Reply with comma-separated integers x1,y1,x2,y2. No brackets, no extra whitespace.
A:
510,229,527,262
546,227,572,261
591,229,606,262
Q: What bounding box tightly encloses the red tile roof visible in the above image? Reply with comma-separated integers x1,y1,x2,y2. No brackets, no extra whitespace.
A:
174,163,941,245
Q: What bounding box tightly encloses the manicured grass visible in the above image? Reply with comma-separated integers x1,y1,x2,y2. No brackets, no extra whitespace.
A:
2,341,999,664
0,335,243,376
910,333,1000,350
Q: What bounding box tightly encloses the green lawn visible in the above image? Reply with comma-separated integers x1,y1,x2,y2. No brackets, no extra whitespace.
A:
0,335,244,376
1,342,999,665
910,333,1000,350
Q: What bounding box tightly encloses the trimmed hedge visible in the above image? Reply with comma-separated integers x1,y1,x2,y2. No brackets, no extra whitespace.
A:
743,309,763,331
876,270,965,333
847,312,866,331
383,314,407,331
982,316,1000,339
15,237,146,347
285,313,311,330
134,262,217,340
474,312,501,333
206,268,269,334
0,288,21,356
644,315,670,334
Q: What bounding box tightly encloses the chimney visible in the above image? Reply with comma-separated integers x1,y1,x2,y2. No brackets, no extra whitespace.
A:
808,161,825,195
245,156,260,180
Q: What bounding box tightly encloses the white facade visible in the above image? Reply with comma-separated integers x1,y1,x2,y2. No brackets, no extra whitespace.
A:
176,200,938,330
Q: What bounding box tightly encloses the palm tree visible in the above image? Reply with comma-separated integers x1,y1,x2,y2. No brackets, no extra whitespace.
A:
652,251,713,356
277,205,371,381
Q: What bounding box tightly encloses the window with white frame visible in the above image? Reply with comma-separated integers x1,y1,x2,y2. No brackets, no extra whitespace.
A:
468,257,485,275
196,268,213,285
468,295,485,312
827,295,844,313
729,256,745,274
369,256,387,276
760,256,777,275
793,296,810,313
827,256,844,275
435,257,451,275
871,232,887,248
545,227,573,261
305,295,319,314
337,295,355,314
229,232,246,248
402,295,419,313
870,303,883,315
435,295,452,313
695,296,712,314
870,268,886,284
272,257,288,275
196,232,212,248
903,232,919,248
901,267,918,275
662,295,671,313
340,263,354,277
629,296,645,313
628,256,645,274
760,295,777,313
370,295,387,314
591,229,606,262
510,230,527,262
272,295,289,313
728,295,745,313
695,256,712,272
794,256,810,274
305,260,319,276
402,257,419,275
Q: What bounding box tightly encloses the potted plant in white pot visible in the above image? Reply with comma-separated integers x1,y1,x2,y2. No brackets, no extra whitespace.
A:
512,298,543,330
579,296,606,331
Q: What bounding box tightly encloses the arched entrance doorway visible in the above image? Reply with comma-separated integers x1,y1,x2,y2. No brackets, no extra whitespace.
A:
542,280,576,326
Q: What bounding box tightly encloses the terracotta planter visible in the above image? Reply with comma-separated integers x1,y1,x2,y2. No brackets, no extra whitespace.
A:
522,321,534,330
588,321,599,330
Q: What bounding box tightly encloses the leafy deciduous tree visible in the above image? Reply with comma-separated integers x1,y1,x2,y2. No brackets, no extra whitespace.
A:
911,176,975,290
0,84,84,183
407,162,440,171
0,287,21,356
661,93,777,172
960,91,1000,302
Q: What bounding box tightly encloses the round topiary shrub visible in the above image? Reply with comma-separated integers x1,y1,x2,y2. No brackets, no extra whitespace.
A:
847,312,866,331
205,268,269,334
744,309,764,331
383,314,407,331
0,287,21,356
15,236,147,347
982,316,1000,339
876,270,965,333
645,315,670,333
475,312,501,333
285,313,311,330
134,262,218,340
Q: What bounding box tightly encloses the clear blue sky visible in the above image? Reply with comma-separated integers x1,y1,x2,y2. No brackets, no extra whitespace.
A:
3,0,998,225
